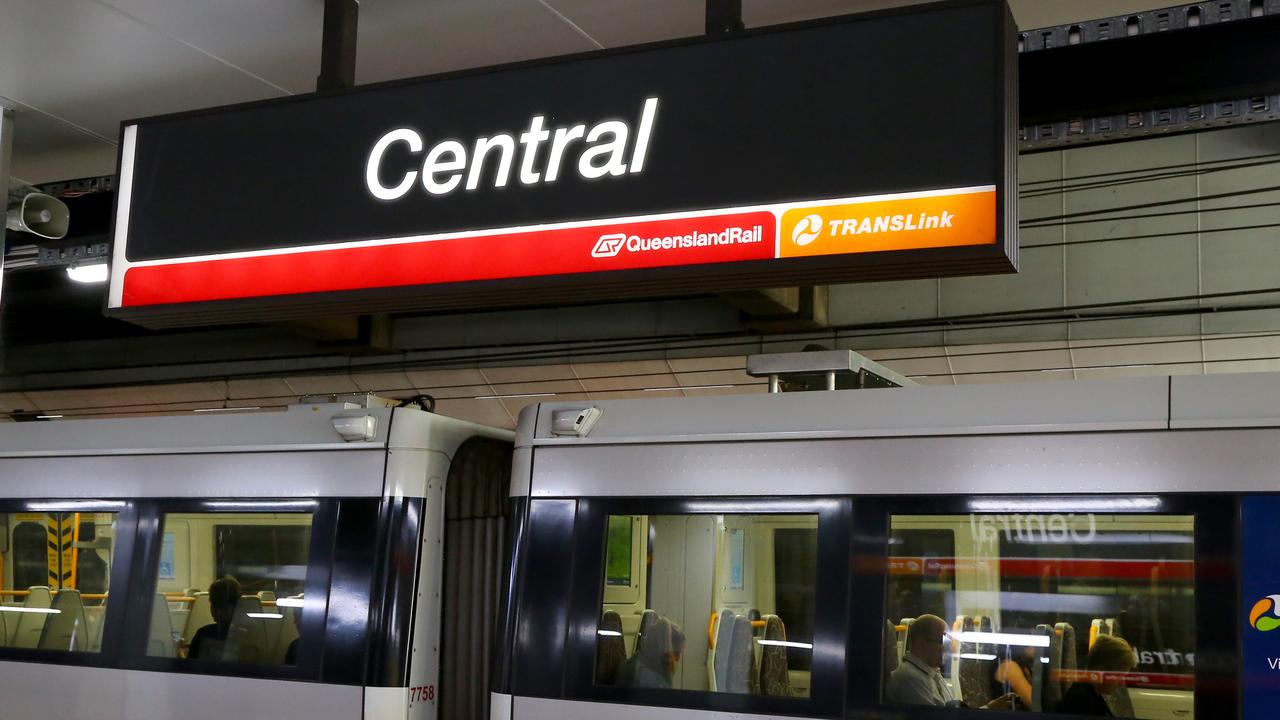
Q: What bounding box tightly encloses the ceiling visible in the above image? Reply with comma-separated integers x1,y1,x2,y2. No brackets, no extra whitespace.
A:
3,0,1183,184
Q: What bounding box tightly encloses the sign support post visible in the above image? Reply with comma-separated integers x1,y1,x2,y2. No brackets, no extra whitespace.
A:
705,0,744,35
317,0,358,92
0,107,12,310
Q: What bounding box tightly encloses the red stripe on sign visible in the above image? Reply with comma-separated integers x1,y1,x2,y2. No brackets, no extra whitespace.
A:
121,212,776,307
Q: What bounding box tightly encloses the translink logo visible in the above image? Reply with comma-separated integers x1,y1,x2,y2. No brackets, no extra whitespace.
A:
791,214,823,246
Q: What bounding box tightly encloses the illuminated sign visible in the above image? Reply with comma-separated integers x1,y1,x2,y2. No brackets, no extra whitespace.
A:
107,0,1017,327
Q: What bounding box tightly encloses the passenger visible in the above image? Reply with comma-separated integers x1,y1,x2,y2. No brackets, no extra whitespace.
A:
1056,635,1137,716
187,577,241,661
619,617,686,689
885,614,1013,710
991,645,1038,709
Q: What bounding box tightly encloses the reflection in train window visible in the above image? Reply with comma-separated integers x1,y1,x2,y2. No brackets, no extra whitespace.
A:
595,513,815,699
147,512,312,665
884,513,1194,718
1,512,119,653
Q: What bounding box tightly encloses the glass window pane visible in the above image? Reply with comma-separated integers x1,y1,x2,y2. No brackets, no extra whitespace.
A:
595,513,817,699
883,512,1194,717
1,511,120,653
149,512,313,665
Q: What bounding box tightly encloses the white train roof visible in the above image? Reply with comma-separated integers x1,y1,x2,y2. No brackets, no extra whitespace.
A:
517,373,1280,448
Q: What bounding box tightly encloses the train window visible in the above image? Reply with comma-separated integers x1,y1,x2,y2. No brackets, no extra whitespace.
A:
883,513,1195,718
595,513,816,699
0,511,120,653
146,511,313,665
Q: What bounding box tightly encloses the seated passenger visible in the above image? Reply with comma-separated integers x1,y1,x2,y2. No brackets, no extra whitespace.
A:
1056,635,1137,717
992,645,1038,709
187,577,240,661
618,617,686,689
885,614,1012,710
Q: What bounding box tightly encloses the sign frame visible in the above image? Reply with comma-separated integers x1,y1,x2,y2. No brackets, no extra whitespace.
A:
106,0,1018,328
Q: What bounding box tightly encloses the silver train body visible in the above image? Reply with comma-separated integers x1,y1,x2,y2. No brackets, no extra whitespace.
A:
0,401,511,720
493,373,1280,720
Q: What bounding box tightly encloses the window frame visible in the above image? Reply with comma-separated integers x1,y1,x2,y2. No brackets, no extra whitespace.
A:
0,499,138,668
560,495,852,718
854,493,1238,720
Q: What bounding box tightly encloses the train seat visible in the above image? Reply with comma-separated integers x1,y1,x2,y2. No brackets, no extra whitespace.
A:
256,592,284,658
182,592,213,645
0,608,8,647
955,615,994,709
1041,622,1070,710
87,599,107,652
758,614,791,697
882,619,900,691
273,596,303,663
724,614,758,694
225,596,269,663
148,592,177,657
13,586,53,649
38,589,88,651
713,609,736,692
595,610,626,685
636,609,658,650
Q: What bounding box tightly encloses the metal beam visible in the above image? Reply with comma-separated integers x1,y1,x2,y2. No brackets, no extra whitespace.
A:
705,0,743,35
1020,1,1280,148
316,0,359,92
0,108,13,309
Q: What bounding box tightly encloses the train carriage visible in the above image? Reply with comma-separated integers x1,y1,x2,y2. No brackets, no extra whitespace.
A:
0,397,511,720
493,373,1280,720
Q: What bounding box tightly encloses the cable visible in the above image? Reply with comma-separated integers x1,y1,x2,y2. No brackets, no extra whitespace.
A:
1017,152,1280,189
1019,157,1280,199
1020,201,1280,230
1020,185,1280,226
1022,221,1280,249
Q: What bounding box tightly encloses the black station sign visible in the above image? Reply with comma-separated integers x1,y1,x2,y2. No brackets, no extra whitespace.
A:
108,0,1017,326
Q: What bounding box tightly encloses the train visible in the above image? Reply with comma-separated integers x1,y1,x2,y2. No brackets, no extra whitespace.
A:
491,372,1280,720
5,371,1279,719
0,396,512,720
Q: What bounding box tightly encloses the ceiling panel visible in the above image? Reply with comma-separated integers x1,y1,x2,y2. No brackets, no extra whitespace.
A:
545,0,702,47
354,0,599,84
6,103,118,183
102,0,322,93
281,374,363,396
433,397,517,428
0,0,288,142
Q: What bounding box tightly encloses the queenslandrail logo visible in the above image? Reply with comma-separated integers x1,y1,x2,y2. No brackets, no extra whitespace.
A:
1250,595,1280,632
591,225,764,259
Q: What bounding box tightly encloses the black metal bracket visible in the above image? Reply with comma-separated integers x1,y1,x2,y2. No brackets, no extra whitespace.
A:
1020,0,1280,149
317,0,359,92
705,0,743,36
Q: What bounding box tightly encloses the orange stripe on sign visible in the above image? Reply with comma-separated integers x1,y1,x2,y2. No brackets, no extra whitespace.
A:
778,189,997,259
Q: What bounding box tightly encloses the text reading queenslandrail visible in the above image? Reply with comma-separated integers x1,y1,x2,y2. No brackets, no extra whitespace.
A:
591,225,764,258
366,97,660,201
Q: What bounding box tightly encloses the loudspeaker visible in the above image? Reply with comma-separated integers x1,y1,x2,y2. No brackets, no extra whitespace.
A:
6,193,69,240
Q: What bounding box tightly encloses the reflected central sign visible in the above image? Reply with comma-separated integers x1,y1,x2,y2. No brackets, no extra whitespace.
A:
107,0,1017,327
